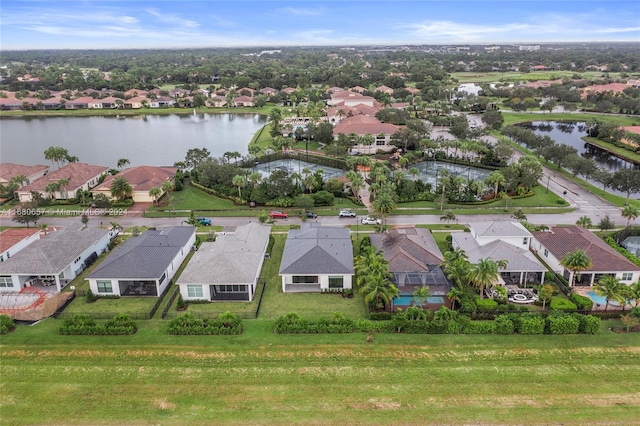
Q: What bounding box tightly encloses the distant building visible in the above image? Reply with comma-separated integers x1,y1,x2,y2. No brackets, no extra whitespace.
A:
519,45,540,51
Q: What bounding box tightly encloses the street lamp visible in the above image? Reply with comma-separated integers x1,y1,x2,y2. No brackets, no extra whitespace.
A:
546,173,555,194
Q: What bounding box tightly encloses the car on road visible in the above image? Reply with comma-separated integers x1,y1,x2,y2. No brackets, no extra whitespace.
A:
196,217,211,226
306,211,318,218
338,210,356,218
269,210,288,219
361,216,382,225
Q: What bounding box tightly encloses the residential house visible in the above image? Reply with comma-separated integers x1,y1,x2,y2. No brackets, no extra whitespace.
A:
64,97,93,109
177,223,270,302
0,228,114,293
531,226,640,286
17,163,109,203
350,86,367,94
259,87,278,97
91,166,177,203
279,223,354,292
233,95,254,107
329,91,377,108
452,222,546,286
123,96,145,109
208,96,228,108
87,226,196,297
0,228,41,264
149,97,176,108
0,163,49,188
332,115,399,153
374,85,394,95
370,228,450,303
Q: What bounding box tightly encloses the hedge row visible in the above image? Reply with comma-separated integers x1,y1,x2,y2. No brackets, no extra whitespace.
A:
273,309,601,335
166,312,243,335
0,314,15,335
59,313,137,335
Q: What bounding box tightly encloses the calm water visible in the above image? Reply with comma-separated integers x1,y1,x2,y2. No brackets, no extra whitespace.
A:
0,113,267,168
525,121,639,173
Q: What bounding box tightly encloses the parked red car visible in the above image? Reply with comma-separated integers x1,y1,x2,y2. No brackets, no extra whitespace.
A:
269,210,288,219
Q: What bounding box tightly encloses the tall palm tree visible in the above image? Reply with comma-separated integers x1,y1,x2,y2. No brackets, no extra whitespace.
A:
629,280,640,308
117,158,130,170
110,177,133,202
621,205,639,227
148,187,162,206
161,180,174,198
485,170,505,199
446,288,464,311
362,274,398,311
594,276,623,312
467,258,508,299
559,249,592,287
232,175,245,198
57,177,70,199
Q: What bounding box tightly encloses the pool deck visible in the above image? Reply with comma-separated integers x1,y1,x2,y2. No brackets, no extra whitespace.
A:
574,287,633,311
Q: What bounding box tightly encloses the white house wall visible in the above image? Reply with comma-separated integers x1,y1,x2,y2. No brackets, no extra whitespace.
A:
0,232,40,261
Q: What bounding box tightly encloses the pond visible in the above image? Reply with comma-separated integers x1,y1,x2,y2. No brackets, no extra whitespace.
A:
0,113,267,168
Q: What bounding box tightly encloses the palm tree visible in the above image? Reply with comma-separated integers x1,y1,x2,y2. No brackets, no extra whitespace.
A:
485,170,505,199
148,187,162,206
161,180,174,199
446,288,464,311
594,276,623,312
117,158,130,170
372,185,397,230
248,172,262,189
44,182,60,200
621,205,639,227
362,274,398,311
629,280,640,308
232,175,246,198
412,286,430,306
576,215,592,228
467,258,508,299
559,249,592,287
57,177,70,199
110,177,133,202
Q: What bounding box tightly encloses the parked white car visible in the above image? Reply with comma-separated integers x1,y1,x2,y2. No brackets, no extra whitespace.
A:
361,216,382,225
338,210,356,218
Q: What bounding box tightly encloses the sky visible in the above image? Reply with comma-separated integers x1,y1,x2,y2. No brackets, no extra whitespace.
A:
1,1,639,50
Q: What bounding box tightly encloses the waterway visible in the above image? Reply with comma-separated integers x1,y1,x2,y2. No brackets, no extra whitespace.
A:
0,113,267,168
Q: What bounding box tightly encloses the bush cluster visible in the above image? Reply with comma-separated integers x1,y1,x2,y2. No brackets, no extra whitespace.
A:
550,297,578,312
59,313,136,335
167,312,242,335
274,309,601,335
570,293,594,311
0,314,16,334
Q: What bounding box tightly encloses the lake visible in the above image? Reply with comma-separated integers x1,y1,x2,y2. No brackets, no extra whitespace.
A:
0,113,267,168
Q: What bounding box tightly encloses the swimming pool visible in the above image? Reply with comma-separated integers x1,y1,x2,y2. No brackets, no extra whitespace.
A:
393,295,445,306
586,291,620,306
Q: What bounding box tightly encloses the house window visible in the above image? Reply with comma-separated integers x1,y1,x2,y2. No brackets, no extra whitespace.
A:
622,273,633,281
544,249,548,257
187,285,203,298
159,273,166,284
328,276,344,289
376,139,386,146
292,276,319,284
96,280,112,293
215,285,247,293
0,276,14,288
522,237,528,245
6,252,9,259
0,255,3,262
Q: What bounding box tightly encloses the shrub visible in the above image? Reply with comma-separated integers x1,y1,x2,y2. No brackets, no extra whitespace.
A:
59,313,136,335
355,319,376,332
273,312,309,334
311,190,335,206
167,311,242,335
547,313,580,335
176,294,186,310
578,314,601,334
462,321,496,334
494,315,515,335
517,314,545,335
369,312,393,321
85,289,97,303
0,314,16,334
550,297,577,313
476,298,499,311
570,294,594,311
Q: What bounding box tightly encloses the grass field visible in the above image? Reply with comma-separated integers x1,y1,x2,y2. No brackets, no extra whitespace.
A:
502,112,640,127
452,71,623,84
2,319,639,425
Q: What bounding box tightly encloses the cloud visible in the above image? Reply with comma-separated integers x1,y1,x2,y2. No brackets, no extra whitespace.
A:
280,6,325,16
146,8,200,28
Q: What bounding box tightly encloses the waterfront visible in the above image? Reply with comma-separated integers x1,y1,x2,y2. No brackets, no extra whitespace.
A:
0,113,267,168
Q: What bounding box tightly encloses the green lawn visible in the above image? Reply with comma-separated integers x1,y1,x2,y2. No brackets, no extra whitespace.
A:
502,112,640,127
584,136,640,165
2,319,639,425
452,70,622,84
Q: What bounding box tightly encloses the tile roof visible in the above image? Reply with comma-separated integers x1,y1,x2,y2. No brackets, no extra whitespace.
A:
0,228,109,275
532,226,640,273
0,228,40,253
279,223,354,275
88,226,196,279
93,166,177,193
370,228,443,272
333,115,398,136
177,223,270,285
453,233,546,272
0,163,49,183
19,163,108,193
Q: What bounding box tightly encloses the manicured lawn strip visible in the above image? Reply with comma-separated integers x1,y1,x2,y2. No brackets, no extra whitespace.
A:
147,184,246,211
583,136,640,165
502,112,640,127
431,231,453,254
452,71,622,84
2,323,639,425
257,234,368,321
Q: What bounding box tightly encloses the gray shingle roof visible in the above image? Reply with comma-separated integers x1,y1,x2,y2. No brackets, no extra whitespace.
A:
88,226,195,279
177,223,270,285
370,228,443,272
453,233,546,272
279,223,354,275
0,228,109,275
472,221,531,238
